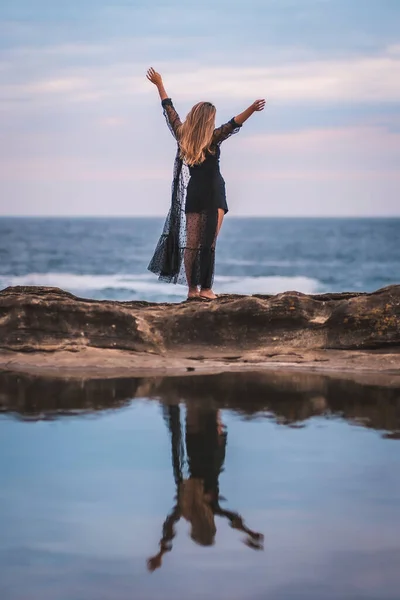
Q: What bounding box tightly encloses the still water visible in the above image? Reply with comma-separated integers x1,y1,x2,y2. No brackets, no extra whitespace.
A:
1,370,400,600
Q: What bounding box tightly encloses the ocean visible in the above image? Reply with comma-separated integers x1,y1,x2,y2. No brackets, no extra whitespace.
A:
1,217,399,302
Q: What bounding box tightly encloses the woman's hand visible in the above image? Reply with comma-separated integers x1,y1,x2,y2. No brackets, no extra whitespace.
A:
251,99,266,112
147,67,168,101
146,67,163,87
147,552,163,572
233,98,266,125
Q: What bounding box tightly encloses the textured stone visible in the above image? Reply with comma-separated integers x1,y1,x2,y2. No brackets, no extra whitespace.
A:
1,285,399,352
0,285,399,377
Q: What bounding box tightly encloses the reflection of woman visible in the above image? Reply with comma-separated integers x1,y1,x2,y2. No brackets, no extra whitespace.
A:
147,405,263,572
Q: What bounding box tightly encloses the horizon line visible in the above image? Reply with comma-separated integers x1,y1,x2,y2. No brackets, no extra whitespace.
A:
1,214,400,220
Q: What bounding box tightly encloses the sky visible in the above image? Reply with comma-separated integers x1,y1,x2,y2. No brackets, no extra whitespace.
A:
0,0,399,216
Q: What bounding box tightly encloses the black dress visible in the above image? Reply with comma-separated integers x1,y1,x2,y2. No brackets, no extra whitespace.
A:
185,145,229,215
147,98,242,290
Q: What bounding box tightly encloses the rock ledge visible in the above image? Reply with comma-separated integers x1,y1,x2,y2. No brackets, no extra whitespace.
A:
0,285,399,377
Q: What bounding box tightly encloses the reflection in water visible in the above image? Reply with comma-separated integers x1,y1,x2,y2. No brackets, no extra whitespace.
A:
1,369,400,438
1,369,400,600
148,405,263,571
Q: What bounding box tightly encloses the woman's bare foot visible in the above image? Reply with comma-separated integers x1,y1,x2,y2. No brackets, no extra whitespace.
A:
187,287,200,299
199,288,217,300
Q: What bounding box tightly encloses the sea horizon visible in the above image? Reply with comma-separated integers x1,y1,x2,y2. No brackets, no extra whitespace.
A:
1,215,400,219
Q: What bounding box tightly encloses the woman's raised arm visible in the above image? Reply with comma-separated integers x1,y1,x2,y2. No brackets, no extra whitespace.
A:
146,67,169,101
213,99,266,145
234,99,266,125
146,67,182,139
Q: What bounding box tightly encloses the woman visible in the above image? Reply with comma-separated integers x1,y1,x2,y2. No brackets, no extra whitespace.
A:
146,67,265,300
147,404,263,572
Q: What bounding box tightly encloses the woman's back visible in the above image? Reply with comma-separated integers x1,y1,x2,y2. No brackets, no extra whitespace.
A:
187,143,221,175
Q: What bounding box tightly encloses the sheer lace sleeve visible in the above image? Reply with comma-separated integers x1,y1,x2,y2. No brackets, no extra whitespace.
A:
212,117,242,145
161,98,182,140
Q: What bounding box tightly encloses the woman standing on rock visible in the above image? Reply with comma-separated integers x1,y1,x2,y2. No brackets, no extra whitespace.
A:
146,67,265,300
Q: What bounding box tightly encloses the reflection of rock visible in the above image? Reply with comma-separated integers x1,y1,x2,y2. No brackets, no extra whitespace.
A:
0,285,399,357
1,370,399,438
0,371,140,419
151,372,400,435
309,395,328,412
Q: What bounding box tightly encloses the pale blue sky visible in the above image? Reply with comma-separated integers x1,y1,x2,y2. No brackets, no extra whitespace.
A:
0,0,399,215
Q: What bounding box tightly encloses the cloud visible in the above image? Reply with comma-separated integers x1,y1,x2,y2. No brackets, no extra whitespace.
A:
1,45,400,111
240,124,400,169
162,53,400,103
0,156,170,182
2,124,398,184
1,120,398,217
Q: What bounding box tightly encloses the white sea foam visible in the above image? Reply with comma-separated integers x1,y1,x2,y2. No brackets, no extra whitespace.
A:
0,272,323,298
215,275,321,295
219,258,303,267
0,272,184,297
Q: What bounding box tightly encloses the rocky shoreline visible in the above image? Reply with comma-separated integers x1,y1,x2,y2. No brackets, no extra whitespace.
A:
0,285,399,379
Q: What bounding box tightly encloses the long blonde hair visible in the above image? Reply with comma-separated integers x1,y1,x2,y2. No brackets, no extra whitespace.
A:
178,102,216,166
179,478,216,546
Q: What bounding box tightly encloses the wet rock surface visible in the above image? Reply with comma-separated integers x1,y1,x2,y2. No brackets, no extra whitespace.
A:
0,285,399,377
